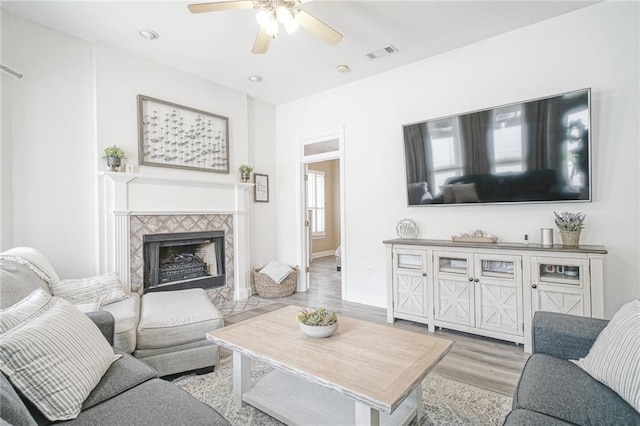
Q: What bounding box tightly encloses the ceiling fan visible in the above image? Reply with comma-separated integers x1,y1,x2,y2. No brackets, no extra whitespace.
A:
188,0,343,54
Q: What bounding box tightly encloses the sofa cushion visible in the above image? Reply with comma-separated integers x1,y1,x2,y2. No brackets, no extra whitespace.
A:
100,293,140,353
62,378,230,425
137,289,223,349
0,298,117,421
451,182,480,203
0,288,54,333
49,272,128,307
0,372,37,426
503,408,572,425
82,349,157,410
574,299,640,413
513,354,640,425
0,258,52,310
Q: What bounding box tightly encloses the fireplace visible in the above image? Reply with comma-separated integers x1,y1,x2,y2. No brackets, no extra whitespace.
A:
143,231,225,293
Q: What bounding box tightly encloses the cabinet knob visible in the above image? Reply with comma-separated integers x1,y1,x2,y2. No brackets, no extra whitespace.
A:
532,284,537,289
474,278,479,283
468,277,473,282
422,272,427,277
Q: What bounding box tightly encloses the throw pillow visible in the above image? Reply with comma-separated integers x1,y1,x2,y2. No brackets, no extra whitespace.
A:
573,299,640,412
0,288,54,334
0,298,116,421
440,185,456,204
451,183,480,203
49,272,127,307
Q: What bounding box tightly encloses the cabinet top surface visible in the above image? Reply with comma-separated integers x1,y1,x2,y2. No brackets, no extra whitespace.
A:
383,238,607,254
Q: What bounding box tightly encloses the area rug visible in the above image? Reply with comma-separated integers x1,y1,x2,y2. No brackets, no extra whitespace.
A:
174,358,512,425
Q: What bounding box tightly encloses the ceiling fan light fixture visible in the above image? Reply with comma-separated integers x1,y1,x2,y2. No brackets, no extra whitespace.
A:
256,10,271,26
276,5,293,23
265,19,280,37
284,19,299,34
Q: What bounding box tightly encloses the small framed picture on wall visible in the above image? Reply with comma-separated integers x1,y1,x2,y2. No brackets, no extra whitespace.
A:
254,173,269,202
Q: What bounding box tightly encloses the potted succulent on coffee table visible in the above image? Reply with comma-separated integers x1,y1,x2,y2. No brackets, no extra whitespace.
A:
296,307,338,338
103,145,126,172
554,211,586,247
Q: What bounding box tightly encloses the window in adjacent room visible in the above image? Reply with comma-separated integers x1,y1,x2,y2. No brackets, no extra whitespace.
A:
427,118,463,189
307,170,325,237
492,105,524,173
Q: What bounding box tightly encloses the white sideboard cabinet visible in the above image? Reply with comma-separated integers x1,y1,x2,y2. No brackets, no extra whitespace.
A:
384,239,607,352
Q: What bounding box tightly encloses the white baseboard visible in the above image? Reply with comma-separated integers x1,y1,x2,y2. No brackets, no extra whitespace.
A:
311,250,335,260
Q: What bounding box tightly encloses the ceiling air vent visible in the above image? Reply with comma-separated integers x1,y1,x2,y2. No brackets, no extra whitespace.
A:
366,45,399,60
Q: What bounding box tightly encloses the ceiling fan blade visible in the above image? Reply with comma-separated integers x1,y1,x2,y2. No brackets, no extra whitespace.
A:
188,1,255,14
251,26,271,54
295,9,343,45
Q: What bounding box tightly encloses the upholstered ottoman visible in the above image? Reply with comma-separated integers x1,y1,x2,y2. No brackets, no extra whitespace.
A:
134,288,224,377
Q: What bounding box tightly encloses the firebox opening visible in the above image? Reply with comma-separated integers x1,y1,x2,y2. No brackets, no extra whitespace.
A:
143,231,225,293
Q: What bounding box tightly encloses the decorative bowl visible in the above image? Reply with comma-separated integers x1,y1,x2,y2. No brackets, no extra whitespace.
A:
299,322,338,338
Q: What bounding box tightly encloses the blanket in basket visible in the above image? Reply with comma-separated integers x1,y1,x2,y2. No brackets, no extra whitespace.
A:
259,261,293,284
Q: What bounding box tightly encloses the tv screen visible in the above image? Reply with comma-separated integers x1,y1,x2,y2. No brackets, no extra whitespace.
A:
403,88,591,206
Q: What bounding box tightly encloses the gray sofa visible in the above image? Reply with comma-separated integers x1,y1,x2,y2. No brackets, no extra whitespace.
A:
1,310,230,426
504,311,640,425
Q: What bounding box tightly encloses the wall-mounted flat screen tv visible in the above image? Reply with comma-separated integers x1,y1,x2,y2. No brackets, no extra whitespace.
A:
403,88,591,206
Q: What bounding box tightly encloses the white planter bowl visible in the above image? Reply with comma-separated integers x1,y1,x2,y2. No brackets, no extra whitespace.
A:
299,322,338,338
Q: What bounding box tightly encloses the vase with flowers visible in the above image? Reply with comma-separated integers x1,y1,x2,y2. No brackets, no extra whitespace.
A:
554,211,586,247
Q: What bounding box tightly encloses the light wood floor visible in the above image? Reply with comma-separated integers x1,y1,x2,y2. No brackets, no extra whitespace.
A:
224,256,529,397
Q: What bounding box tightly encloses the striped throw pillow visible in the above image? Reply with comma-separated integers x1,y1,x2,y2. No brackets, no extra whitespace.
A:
0,288,54,333
49,272,127,307
0,298,116,421
574,299,640,412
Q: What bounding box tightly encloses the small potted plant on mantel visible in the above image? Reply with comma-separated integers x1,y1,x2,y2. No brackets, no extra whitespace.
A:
554,211,586,247
103,145,126,172
238,164,253,183
296,307,338,338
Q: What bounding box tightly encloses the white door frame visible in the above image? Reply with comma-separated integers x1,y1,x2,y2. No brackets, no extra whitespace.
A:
299,130,346,296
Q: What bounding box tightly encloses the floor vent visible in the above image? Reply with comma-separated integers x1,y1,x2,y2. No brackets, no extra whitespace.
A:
366,45,399,60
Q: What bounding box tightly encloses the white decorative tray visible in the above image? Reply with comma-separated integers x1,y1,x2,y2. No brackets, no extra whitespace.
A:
451,236,498,243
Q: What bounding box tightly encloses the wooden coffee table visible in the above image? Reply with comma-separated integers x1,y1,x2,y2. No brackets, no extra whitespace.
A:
206,306,452,426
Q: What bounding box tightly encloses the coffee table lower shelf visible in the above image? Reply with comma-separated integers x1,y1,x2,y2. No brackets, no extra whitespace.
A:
243,369,418,426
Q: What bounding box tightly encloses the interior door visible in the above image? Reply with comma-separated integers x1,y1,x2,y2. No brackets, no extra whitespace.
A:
303,164,312,289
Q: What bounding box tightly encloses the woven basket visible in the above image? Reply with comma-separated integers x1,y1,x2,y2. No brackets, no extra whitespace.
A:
560,230,581,247
253,266,298,298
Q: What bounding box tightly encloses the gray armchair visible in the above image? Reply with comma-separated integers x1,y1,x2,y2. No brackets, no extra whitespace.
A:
504,311,640,425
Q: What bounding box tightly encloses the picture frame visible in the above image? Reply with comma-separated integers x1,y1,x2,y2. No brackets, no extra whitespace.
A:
254,173,269,202
137,94,229,173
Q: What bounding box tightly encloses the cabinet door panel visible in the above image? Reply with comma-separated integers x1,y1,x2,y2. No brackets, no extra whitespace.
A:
530,257,590,317
435,278,473,326
533,286,585,316
477,282,520,334
394,273,427,316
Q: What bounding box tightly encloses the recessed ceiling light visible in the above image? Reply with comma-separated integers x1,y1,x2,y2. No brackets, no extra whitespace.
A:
248,75,263,83
139,29,159,40
336,64,350,73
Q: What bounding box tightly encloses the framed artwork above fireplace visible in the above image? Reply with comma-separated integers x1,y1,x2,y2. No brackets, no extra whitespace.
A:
137,94,230,174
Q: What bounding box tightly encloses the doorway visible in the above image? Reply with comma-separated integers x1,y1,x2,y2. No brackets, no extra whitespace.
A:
300,132,345,299
306,160,341,296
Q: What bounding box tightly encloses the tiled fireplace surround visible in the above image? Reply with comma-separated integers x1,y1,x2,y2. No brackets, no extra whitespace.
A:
98,172,252,303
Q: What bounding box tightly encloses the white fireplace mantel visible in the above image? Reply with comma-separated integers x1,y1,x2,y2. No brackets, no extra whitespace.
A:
97,171,253,300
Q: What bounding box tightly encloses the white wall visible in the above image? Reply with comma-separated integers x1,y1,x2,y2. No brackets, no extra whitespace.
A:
247,97,277,270
1,12,95,276
2,12,276,279
95,43,250,184
275,1,640,316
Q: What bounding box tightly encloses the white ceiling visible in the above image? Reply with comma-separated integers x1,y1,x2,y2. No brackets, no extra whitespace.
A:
2,0,598,105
